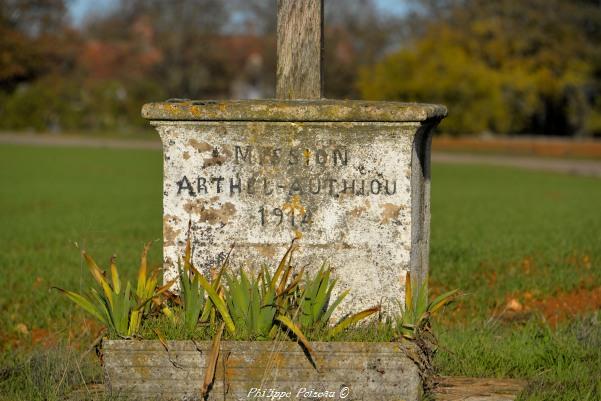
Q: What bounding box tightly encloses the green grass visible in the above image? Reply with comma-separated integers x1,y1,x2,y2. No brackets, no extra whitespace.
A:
435,316,601,401
430,164,601,320
0,144,600,400
0,145,162,338
0,343,104,401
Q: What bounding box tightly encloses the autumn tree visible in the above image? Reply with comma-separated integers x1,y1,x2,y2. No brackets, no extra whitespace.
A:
359,0,601,136
0,0,75,91
323,0,404,98
230,0,404,99
84,0,236,99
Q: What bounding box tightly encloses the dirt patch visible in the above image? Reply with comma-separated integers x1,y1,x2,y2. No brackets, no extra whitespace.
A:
531,286,601,327
500,286,601,327
1,317,103,352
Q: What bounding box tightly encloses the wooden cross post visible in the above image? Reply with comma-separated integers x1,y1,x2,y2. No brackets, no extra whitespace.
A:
276,0,324,100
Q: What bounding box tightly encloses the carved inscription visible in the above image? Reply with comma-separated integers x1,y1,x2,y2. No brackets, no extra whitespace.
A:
175,145,397,198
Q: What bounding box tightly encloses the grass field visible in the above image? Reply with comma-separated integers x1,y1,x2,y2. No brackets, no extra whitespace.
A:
0,143,600,400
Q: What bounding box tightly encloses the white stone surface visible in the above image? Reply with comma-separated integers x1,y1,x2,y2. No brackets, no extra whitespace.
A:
155,121,425,318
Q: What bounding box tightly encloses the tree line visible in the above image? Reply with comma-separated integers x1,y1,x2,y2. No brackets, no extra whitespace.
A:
1,0,600,136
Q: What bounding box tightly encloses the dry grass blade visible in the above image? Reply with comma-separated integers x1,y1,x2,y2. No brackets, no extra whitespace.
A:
282,266,305,295
156,279,177,295
153,328,184,369
201,322,225,399
275,315,316,367
153,328,169,352
277,263,293,296
270,240,297,288
83,252,113,307
328,306,381,338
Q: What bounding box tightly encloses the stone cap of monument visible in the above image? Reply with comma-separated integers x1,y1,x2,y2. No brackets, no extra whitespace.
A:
142,99,447,123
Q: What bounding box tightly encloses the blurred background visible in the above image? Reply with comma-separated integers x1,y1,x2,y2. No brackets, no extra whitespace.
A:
2,0,601,139
1,3,601,400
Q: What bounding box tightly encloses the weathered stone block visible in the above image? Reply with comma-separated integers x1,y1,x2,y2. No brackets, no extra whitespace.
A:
143,99,446,317
103,340,422,401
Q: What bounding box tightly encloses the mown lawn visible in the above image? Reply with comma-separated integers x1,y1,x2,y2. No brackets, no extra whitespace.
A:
0,144,599,400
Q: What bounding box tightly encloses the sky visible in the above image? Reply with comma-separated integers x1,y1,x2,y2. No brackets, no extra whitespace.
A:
69,0,409,26
69,0,119,25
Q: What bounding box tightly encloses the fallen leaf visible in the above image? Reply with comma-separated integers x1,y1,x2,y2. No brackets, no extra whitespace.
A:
583,255,591,269
506,299,523,312
15,323,28,335
32,276,44,288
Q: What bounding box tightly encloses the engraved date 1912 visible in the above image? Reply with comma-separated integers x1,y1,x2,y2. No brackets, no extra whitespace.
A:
258,206,312,227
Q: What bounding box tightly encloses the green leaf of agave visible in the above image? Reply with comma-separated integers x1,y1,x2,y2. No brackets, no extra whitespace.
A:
249,277,261,335
117,281,132,336
226,273,248,329
197,273,236,335
415,278,429,319
109,256,120,294
258,288,277,336
428,289,459,315
90,288,114,332
321,289,349,325
405,271,412,310
301,267,323,324
200,267,224,323
53,287,108,325
312,269,331,320
178,265,203,333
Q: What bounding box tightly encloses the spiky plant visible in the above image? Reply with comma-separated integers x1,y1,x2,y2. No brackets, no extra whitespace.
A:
396,272,458,340
395,271,459,393
296,265,380,338
196,242,316,399
55,242,173,337
197,242,314,354
159,234,229,336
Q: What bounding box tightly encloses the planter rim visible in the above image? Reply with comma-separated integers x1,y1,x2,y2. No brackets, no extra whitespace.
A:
142,99,447,123
102,339,415,352
103,339,409,344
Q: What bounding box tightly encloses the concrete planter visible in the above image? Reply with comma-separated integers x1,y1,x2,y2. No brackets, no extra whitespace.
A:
103,339,422,401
